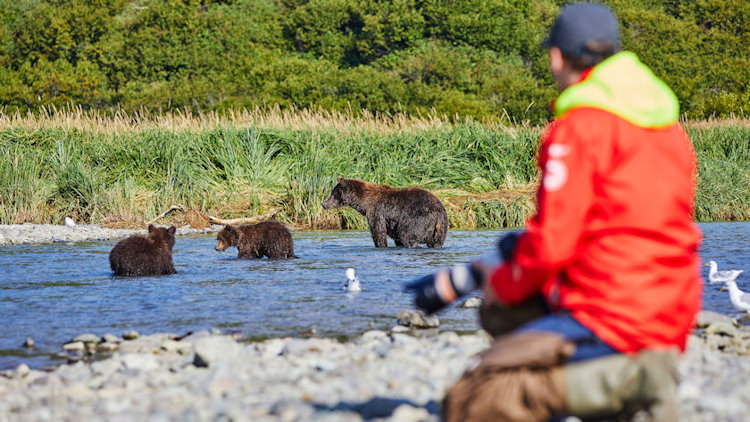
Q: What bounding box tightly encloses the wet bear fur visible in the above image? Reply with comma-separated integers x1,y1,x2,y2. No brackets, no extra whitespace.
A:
322,177,448,248
214,220,296,259
109,225,177,276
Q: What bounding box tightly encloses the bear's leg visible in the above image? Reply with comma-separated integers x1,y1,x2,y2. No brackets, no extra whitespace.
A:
401,238,419,248
426,215,448,248
426,239,442,248
367,215,388,248
397,230,419,248
265,247,282,259
237,244,252,259
250,246,263,259
161,260,177,275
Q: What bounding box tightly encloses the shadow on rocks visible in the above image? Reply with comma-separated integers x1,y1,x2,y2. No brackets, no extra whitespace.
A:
315,397,440,419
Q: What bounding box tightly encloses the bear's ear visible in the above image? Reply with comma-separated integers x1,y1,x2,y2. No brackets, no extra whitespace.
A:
337,176,344,182
148,224,155,233
226,225,239,241
167,226,176,236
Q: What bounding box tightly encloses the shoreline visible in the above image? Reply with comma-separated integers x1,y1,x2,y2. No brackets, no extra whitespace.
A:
1,221,745,247
0,223,222,246
1,311,750,421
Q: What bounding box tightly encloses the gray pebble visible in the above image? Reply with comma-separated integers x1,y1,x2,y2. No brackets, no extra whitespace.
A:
96,342,119,353
102,334,122,344
705,321,738,337
15,363,30,377
457,297,482,309
160,340,192,354
391,403,432,421
696,310,737,328
361,330,388,341
122,330,140,340
390,325,411,334
62,341,85,351
193,336,242,368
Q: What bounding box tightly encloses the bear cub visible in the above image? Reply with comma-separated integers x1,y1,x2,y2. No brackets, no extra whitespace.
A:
109,225,177,276
322,177,448,248
215,220,296,259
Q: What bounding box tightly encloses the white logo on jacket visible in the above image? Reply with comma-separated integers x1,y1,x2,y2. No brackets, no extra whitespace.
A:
543,143,570,192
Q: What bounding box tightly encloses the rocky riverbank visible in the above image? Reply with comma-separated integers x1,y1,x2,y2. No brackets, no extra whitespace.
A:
0,223,220,246
1,311,749,421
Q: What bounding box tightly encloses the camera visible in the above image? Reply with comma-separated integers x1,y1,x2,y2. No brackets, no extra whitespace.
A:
405,231,520,314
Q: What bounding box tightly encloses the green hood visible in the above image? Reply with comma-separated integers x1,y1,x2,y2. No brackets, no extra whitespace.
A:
554,51,680,128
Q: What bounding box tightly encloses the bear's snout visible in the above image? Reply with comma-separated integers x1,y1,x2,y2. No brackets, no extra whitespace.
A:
322,195,340,210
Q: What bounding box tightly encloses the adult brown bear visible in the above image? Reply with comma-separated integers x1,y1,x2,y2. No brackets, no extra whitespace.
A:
322,177,448,248
214,221,296,259
109,225,177,276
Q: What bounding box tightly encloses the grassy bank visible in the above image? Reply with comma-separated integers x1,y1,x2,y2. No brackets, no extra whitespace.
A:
0,109,748,229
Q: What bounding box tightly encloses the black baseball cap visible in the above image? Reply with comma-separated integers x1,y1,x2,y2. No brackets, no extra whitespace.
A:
543,2,621,56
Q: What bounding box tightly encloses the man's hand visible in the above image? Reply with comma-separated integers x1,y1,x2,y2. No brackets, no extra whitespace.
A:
498,231,521,261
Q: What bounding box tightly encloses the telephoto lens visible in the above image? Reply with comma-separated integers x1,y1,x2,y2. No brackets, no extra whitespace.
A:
405,263,485,314
405,231,522,314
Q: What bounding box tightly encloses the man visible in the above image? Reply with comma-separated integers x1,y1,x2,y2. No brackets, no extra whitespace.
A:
442,3,702,421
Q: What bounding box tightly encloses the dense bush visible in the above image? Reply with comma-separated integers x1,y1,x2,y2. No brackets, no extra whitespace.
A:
0,0,747,120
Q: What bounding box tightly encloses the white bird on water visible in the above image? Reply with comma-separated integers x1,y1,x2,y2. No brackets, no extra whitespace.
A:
706,260,743,284
723,280,750,313
344,268,361,292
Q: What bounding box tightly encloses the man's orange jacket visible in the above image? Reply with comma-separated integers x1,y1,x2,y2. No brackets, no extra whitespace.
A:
489,52,703,353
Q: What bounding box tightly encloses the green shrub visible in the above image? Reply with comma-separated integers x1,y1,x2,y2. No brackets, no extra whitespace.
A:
0,0,747,119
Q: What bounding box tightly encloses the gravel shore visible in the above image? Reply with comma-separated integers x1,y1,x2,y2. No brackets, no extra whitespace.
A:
0,223,220,246
1,311,749,422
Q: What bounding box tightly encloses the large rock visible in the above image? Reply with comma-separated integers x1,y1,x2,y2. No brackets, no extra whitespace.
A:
73,334,102,345
117,334,173,354
704,321,738,337
193,336,243,368
696,310,737,328
457,297,482,309
121,354,160,372
397,309,440,329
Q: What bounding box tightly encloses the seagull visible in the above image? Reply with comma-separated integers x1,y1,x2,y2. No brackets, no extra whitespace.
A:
344,268,361,292
64,217,76,227
723,280,750,313
705,260,743,285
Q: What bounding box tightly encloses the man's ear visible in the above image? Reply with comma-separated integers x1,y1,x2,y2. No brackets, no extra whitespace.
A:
549,47,564,75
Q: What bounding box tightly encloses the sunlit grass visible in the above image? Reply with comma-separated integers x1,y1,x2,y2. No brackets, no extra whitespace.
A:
0,108,747,228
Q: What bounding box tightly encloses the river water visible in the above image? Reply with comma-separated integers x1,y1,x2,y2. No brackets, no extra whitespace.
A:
1,222,748,370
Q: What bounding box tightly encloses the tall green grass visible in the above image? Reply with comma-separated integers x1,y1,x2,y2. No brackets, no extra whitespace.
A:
690,125,750,222
0,112,747,228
